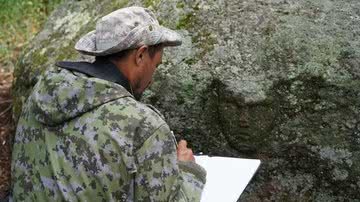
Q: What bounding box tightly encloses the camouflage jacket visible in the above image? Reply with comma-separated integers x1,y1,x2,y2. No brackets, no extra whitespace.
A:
11,63,206,201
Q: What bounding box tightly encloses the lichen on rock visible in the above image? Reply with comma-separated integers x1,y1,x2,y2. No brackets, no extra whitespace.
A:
12,0,360,201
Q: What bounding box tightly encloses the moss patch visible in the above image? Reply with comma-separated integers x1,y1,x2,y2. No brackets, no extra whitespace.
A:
143,0,161,9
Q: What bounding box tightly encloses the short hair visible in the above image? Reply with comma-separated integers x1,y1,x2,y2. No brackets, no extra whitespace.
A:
96,43,163,62
147,43,163,58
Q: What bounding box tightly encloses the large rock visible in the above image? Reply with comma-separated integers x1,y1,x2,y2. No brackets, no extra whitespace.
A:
12,0,360,201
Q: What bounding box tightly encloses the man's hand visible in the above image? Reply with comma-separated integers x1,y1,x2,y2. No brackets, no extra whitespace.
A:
177,140,195,162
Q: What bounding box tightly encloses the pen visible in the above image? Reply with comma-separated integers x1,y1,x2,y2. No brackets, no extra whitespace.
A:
170,130,178,147
171,130,204,156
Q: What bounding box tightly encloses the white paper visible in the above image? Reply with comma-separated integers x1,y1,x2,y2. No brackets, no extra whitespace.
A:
194,155,261,202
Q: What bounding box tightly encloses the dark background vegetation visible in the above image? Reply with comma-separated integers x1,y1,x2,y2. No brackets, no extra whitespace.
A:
0,0,63,199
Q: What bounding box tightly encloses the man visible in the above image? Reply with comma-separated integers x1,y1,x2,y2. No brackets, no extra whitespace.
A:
11,6,206,201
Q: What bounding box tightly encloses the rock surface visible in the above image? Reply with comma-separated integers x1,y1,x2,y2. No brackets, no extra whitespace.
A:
12,0,360,201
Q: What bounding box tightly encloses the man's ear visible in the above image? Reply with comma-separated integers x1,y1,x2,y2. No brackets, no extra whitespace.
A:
135,45,148,66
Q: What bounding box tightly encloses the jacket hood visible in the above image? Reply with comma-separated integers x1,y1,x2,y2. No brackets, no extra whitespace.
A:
31,66,133,126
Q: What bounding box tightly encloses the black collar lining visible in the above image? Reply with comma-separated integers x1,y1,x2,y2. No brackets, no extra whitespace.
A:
56,59,132,94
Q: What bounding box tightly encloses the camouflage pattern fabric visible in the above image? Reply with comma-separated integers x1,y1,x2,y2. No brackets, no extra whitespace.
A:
11,66,206,201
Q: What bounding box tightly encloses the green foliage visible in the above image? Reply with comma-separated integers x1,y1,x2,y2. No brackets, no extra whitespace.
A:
0,0,63,69
143,0,161,9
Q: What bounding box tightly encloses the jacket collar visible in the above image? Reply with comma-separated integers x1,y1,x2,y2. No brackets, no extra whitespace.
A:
56,58,133,95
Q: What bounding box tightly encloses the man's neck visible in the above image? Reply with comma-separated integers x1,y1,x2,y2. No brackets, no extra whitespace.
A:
109,58,138,93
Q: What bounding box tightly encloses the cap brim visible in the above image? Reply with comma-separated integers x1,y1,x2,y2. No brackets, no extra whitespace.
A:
74,30,102,56
157,26,182,47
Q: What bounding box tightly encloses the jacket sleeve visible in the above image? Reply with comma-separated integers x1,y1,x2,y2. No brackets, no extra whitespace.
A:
134,124,206,202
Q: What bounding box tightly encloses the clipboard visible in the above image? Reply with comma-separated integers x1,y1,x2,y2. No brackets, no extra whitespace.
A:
194,155,261,202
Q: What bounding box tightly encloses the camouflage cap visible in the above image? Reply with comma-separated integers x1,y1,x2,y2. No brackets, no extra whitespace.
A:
75,6,182,56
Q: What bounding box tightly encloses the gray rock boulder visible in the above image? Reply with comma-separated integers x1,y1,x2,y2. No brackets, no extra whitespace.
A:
12,0,360,201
